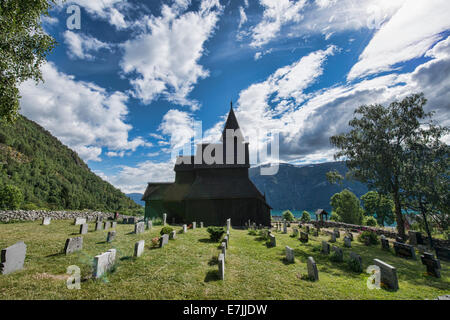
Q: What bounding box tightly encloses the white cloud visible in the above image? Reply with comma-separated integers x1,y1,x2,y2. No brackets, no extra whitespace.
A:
158,109,195,150
120,0,223,109
348,0,450,80
63,31,113,60
19,63,149,162
238,5,248,28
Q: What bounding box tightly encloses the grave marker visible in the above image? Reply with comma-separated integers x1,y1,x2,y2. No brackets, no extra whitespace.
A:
200,222,204,228
226,218,231,231
134,222,145,234
64,237,83,255
330,232,336,243
80,223,88,235
322,241,330,254
159,234,169,248
218,253,225,280
163,213,167,226
409,231,424,246
169,230,177,240
74,217,86,225
435,246,450,262
183,224,187,233
285,246,294,263
283,220,287,234
93,249,116,278
334,228,340,238
134,240,145,258
106,231,116,243
421,252,441,278
307,256,319,281
192,221,196,229
146,220,152,230
224,236,229,249
299,232,308,243
221,242,226,259
380,235,390,250
104,221,111,230
349,252,362,271
111,222,117,229
42,217,51,225
344,236,352,248
95,222,103,231
373,259,399,291
393,242,416,259
331,246,343,262
0,241,26,275
269,234,276,247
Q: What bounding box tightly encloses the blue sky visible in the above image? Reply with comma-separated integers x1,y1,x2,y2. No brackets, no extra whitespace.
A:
18,0,450,193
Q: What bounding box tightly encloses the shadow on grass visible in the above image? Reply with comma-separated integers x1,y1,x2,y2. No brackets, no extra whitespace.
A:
120,256,133,261
204,270,220,282
280,258,295,265
46,252,64,258
208,256,219,266
198,238,215,243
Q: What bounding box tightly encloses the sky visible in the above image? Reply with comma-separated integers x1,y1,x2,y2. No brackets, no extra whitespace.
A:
18,0,450,194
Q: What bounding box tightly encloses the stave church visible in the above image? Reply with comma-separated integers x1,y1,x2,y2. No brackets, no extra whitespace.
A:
141,105,271,227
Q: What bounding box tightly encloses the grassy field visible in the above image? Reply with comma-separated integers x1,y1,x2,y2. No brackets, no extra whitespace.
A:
0,220,448,300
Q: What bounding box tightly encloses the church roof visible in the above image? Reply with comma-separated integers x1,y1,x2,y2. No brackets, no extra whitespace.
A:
221,104,241,140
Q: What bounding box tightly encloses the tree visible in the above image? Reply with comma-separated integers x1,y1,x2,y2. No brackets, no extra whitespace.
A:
330,93,436,239
0,0,57,122
0,184,23,209
361,191,394,227
282,210,295,222
329,212,340,222
326,170,344,186
300,210,311,223
400,121,449,248
330,189,363,225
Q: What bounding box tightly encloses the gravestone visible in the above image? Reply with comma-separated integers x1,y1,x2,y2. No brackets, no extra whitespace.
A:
269,234,276,247
437,295,450,300
163,213,167,226
393,242,416,259
307,256,319,281
409,231,424,246
349,252,362,271
283,220,287,234
299,232,308,243
183,224,188,233
305,225,310,234
169,230,177,240
226,218,231,231
322,241,330,254
221,242,226,259
93,249,116,278
74,217,86,225
97,216,103,223
111,222,117,229
313,229,319,237
200,222,204,228
192,221,196,229
421,252,441,278
345,232,353,241
344,236,352,248
0,241,27,275
134,222,145,234
331,246,343,262
42,217,51,225
285,246,294,263
373,259,399,291
224,236,229,249
435,246,450,262
122,218,128,224
106,231,116,243
95,222,103,231
395,236,404,243
128,217,137,225
334,228,340,238
172,217,175,224
330,232,336,243
80,223,88,235
380,235,390,250
146,220,152,230
293,228,299,237
159,234,169,248
104,221,111,230
64,237,83,255
218,253,225,280
134,240,145,258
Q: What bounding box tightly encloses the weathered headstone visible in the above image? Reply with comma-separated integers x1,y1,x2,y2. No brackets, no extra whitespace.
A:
322,241,330,254
435,246,450,262
80,223,88,235
134,222,145,234
74,217,86,225
128,217,136,225
221,242,226,259
293,228,299,237
169,230,177,240
146,220,152,230
344,236,352,248
106,231,116,243
299,232,309,243
345,231,353,241
380,235,390,250
226,218,231,231
64,237,83,255
159,234,169,248
334,228,340,238
104,221,111,230
192,221,196,229
393,242,416,259
349,251,362,271
111,221,117,229
163,213,167,226
307,256,319,281
134,240,145,258
183,224,187,233
331,246,343,262
42,217,51,225
0,241,27,275
224,236,229,249
200,222,204,228
95,222,103,231
218,253,225,280
285,246,294,263
269,234,276,247
409,230,424,246
283,220,287,234
330,232,336,243
373,258,399,291
96,216,103,223
421,252,441,278
395,236,404,243
305,225,310,234
93,249,116,278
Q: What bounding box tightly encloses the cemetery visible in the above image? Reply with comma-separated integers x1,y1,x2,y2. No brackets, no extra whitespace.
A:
0,219,448,300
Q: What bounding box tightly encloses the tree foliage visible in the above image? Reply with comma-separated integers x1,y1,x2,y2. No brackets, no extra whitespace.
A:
0,0,57,122
282,210,295,222
361,191,394,226
330,189,363,225
0,184,23,209
300,210,310,222
330,93,439,238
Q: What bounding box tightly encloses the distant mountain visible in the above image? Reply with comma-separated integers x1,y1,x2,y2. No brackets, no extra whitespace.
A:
0,115,140,211
249,162,368,212
127,193,145,207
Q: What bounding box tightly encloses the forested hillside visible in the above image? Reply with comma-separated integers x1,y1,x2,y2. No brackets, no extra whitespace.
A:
0,115,140,212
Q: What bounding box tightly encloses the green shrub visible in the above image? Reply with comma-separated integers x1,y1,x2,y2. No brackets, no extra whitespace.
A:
364,216,378,227
248,229,257,236
152,217,163,226
300,211,311,223
358,230,379,246
282,210,295,222
160,226,174,235
207,226,225,242
21,203,39,210
329,211,341,222
348,258,363,273
258,229,270,241
0,185,23,210
311,244,321,252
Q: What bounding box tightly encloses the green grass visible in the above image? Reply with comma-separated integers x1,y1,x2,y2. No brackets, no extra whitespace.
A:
0,221,449,300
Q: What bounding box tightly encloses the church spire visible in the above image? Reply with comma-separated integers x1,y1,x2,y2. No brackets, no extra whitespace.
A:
222,102,240,140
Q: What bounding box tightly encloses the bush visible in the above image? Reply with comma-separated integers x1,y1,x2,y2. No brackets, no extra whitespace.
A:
258,229,270,241
329,211,341,222
160,226,174,235
0,185,23,210
300,211,311,223
282,210,295,222
207,226,225,242
248,229,257,236
21,203,39,210
358,230,379,246
348,258,363,273
364,216,378,227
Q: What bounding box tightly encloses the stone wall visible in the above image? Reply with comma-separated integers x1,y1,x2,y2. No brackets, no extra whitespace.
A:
0,210,136,223
310,220,450,248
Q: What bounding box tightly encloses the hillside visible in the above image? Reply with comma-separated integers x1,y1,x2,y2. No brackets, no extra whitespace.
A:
249,162,368,212
126,193,145,207
0,115,140,212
